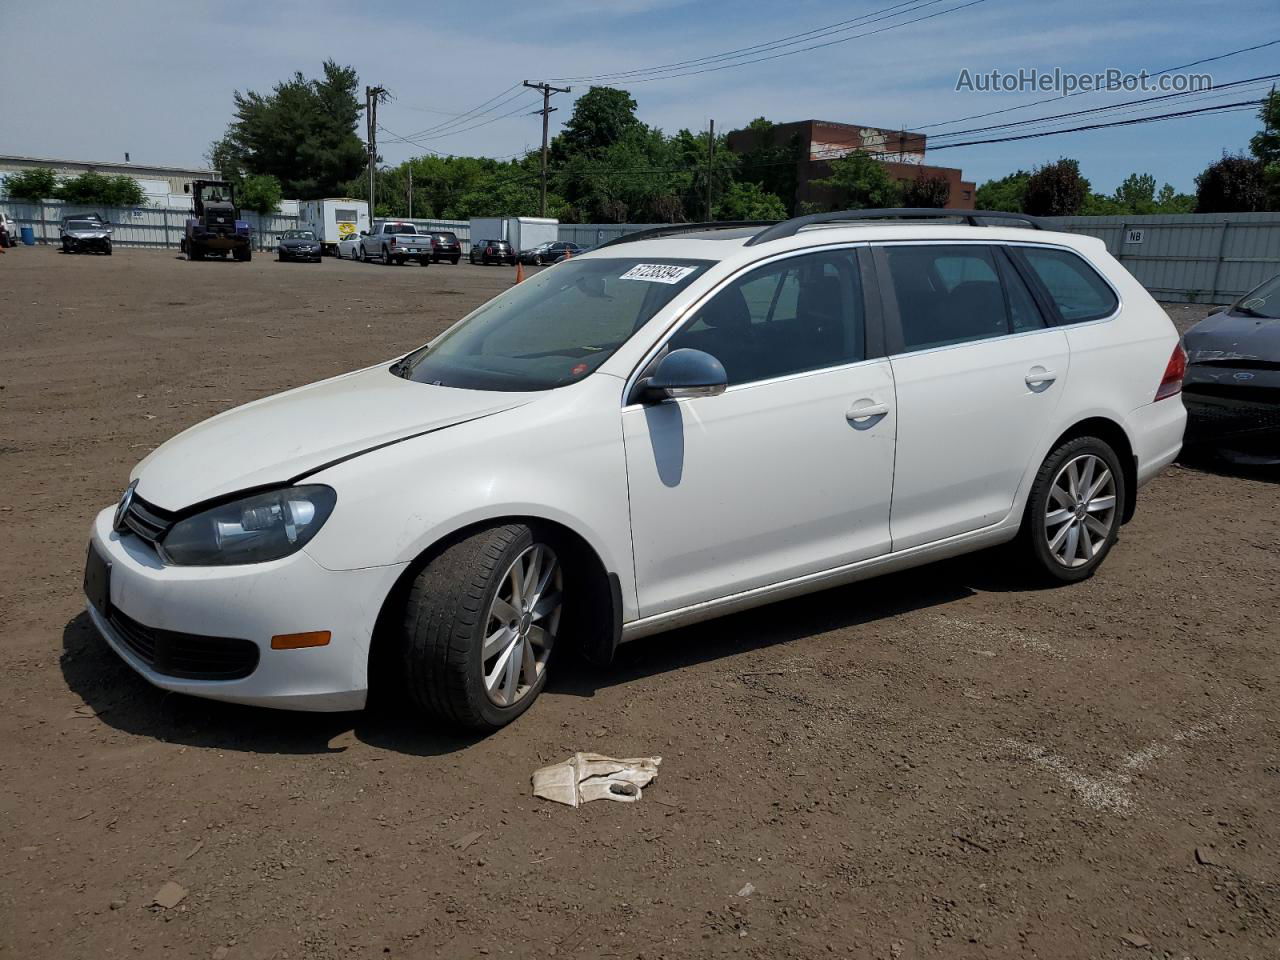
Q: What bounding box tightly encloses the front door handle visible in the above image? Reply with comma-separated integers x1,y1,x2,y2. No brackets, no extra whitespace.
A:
846,399,889,423
1025,367,1057,391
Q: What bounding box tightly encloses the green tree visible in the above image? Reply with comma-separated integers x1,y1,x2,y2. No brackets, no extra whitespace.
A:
1022,158,1089,216
975,170,1030,212
55,172,147,207
714,181,787,220
238,174,283,214
1195,152,1266,212
1249,88,1280,209
813,151,901,210
899,172,951,208
3,167,59,201
734,118,803,215
218,60,366,198
555,87,643,158
1113,172,1157,214
1155,183,1195,213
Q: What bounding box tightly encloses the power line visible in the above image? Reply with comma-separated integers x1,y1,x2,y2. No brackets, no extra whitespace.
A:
546,0,941,82
915,37,1280,131
925,72,1280,142
394,84,528,140
546,0,986,85
927,99,1266,152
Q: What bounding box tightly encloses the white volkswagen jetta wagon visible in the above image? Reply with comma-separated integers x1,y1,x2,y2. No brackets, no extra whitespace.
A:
85,210,1187,730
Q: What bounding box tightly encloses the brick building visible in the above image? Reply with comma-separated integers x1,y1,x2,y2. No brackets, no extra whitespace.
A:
726,119,976,211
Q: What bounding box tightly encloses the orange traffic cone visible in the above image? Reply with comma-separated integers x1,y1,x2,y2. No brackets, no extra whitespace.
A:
563,246,572,259
515,261,525,284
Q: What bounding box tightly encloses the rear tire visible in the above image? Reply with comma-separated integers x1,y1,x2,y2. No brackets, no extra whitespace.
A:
1019,436,1125,584
401,524,563,731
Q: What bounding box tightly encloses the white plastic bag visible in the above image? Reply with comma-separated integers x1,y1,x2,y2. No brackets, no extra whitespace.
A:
532,752,662,807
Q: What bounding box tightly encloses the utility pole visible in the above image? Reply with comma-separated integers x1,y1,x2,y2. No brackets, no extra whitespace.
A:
365,85,387,214
408,166,413,219
705,119,715,221
523,80,571,217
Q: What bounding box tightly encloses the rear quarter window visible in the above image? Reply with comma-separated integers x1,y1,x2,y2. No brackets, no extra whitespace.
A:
1017,247,1118,323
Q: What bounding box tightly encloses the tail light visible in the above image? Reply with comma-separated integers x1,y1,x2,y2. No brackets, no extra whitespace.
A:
1154,343,1187,401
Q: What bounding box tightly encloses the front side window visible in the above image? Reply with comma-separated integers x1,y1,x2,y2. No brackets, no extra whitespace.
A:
881,244,1038,352
396,257,711,392
667,249,865,386
1016,247,1118,323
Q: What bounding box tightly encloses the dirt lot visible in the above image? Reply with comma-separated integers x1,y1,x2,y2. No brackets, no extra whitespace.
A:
1,247,1277,960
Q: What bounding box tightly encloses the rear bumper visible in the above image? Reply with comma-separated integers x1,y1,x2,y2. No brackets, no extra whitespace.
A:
1128,396,1187,487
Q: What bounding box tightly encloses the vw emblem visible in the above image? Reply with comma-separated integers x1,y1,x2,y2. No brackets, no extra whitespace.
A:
1233,372,1255,381
113,479,139,533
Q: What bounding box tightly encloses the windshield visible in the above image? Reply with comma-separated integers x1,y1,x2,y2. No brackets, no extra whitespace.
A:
1237,276,1280,319
284,230,316,240
395,257,712,391
67,220,101,231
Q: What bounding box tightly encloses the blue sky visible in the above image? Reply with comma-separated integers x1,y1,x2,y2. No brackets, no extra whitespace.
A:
4,0,1278,195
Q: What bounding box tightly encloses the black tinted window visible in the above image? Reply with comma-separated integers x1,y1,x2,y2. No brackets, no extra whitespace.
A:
668,249,864,386
882,245,1027,352
1018,247,1118,323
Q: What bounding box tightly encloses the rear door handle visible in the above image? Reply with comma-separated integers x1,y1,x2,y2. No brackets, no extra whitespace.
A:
1025,367,1057,390
846,399,889,422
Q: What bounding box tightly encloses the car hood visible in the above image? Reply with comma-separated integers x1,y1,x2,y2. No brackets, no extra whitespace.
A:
133,365,533,511
1183,312,1280,363
67,230,109,238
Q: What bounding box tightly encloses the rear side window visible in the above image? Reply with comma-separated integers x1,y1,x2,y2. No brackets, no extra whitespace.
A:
1017,247,1118,323
881,245,1036,352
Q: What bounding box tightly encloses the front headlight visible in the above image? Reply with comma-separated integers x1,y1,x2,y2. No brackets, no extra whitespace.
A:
161,485,336,566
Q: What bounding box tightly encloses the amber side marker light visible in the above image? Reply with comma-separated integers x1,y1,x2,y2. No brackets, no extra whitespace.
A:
271,631,332,650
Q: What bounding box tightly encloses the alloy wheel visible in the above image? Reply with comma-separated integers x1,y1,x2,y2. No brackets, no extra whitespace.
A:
481,543,562,707
1043,454,1117,568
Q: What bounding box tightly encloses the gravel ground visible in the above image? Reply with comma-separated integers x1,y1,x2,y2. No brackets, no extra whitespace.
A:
0,247,1276,960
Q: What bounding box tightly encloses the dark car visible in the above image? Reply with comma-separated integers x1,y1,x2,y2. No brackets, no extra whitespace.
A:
1181,274,1280,464
277,229,323,262
518,241,582,266
430,231,462,264
60,216,113,255
470,239,516,266
553,243,594,264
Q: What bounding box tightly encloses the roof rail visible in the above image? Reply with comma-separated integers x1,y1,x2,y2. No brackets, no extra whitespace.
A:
597,220,781,249
743,208,1047,246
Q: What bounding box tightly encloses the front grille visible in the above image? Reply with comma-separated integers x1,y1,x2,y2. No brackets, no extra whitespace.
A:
108,609,260,680
120,494,175,548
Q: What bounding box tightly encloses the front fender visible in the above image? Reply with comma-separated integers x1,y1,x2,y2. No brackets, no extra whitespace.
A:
301,376,638,622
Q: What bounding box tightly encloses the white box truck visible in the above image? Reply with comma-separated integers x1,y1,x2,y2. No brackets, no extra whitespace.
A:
468,216,558,254
299,198,370,257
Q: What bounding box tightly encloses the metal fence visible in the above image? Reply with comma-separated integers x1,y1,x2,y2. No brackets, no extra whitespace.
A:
1035,213,1280,304
5,201,1277,303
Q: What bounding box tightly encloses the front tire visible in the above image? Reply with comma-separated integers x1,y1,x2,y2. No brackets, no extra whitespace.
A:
1020,436,1125,583
401,524,563,731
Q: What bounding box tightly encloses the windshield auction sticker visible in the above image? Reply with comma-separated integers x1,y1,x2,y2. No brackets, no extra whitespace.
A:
619,264,697,284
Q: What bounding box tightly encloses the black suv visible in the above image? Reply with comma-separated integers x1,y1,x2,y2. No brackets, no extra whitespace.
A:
430,232,462,264
470,239,516,266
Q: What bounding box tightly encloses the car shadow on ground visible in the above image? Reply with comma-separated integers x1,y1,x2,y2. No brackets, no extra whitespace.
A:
60,548,1024,757
1176,450,1278,484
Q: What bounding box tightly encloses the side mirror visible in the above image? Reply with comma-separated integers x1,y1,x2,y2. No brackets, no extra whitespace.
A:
1207,304,1229,317
360,230,368,236
635,348,728,403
